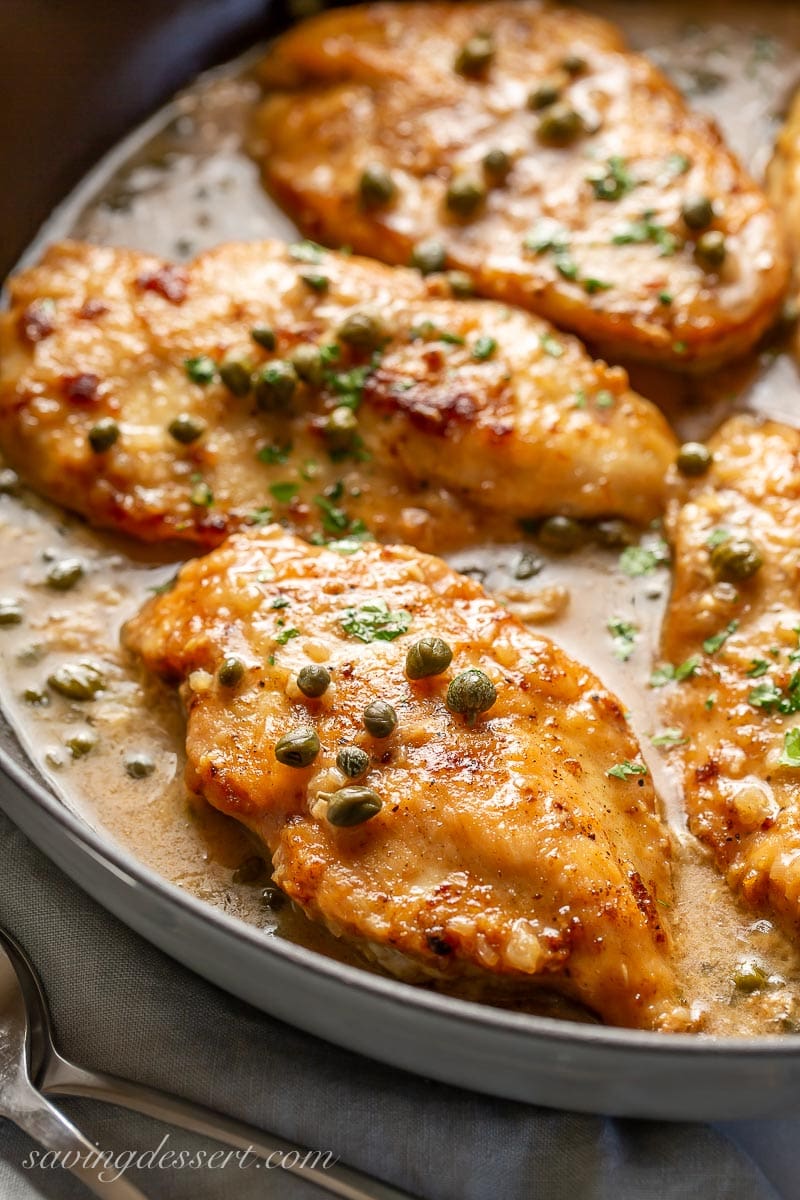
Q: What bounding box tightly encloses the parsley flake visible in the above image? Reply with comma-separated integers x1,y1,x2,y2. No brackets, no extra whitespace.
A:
341,600,411,643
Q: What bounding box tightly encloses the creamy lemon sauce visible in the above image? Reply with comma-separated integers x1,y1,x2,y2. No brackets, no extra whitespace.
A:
4,3,800,1033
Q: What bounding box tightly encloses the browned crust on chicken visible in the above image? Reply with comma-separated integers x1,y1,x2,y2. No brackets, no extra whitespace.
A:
123,527,686,1029
253,0,788,371
663,415,800,929
0,239,677,547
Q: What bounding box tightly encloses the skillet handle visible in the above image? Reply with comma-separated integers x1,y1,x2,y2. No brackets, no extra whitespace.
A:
43,1053,418,1200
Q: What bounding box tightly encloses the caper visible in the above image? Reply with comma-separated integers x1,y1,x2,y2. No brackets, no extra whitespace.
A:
454,33,494,77
0,468,20,494
275,725,320,767
48,662,105,701
125,754,155,779
676,442,713,477
0,600,23,626
363,699,398,738
513,550,544,579
297,664,331,698
65,729,97,759
527,78,562,110
681,195,714,231
446,668,497,722
446,270,474,298
168,413,205,444
695,229,726,270
538,514,584,552
253,361,298,412
250,326,276,351
336,745,370,778
326,785,383,827
337,311,385,351
537,103,584,146
733,958,769,994
87,417,119,454
218,656,245,688
232,855,265,884
593,518,636,548
23,687,49,706
710,536,763,582
445,175,486,218
359,163,397,208
410,239,447,275
561,53,587,76
45,558,84,591
324,406,359,452
482,147,512,183
219,359,252,397
290,343,325,386
405,637,453,680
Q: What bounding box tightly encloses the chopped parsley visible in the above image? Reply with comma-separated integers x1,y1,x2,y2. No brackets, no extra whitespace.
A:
651,729,688,749
595,390,614,408
184,356,216,385
606,759,648,780
658,291,673,306
288,240,326,263
703,620,739,656
341,600,411,643
275,627,300,645
663,153,691,177
299,272,329,293
583,277,613,294
270,595,290,609
540,333,564,358
746,659,770,678
269,481,299,505
587,156,636,202
619,540,669,577
189,477,213,507
258,442,292,465
472,335,497,361
779,728,800,768
409,321,465,345
611,212,680,257
706,528,730,549
748,673,800,714
608,618,637,662
247,506,273,526
650,655,701,687
324,360,376,410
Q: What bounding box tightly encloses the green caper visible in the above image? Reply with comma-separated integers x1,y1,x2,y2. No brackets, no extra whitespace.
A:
681,195,714,231
250,326,277,351
125,754,155,779
446,269,475,298
405,637,453,680
336,745,370,778
593,519,636,548
219,359,252,397
297,664,331,698
324,406,359,452
337,310,385,351
362,699,398,738
0,599,23,626
446,668,497,722
710,536,763,582
0,468,20,494
446,175,486,219
538,514,584,552
168,413,206,444
561,53,587,76
326,785,383,827
45,558,84,591
359,162,397,208
232,855,265,884
410,239,447,275
676,442,713,476
537,103,584,146
254,361,298,412
275,725,320,767
695,229,726,270
65,729,97,759
733,958,769,993
454,33,494,77
527,78,562,110
482,147,512,183
23,687,49,706
48,662,105,701
290,343,325,386
218,656,245,688
88,417,119,454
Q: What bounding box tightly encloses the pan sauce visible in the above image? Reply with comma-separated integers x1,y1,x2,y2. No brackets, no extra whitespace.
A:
4,1,800,1034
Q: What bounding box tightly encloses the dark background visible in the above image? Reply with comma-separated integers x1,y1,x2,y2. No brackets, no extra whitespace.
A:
0,0,293,277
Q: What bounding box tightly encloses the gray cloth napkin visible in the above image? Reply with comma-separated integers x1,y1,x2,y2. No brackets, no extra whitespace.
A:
0,806,795,1200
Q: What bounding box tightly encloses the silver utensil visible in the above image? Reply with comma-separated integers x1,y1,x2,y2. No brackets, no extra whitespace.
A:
0,928,416,1200
0,929,147,1198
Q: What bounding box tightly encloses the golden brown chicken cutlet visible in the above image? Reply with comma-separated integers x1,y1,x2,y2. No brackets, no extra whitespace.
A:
662,415,800,930
123,526,686,1030
253,0,788,371
0,238,677,547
